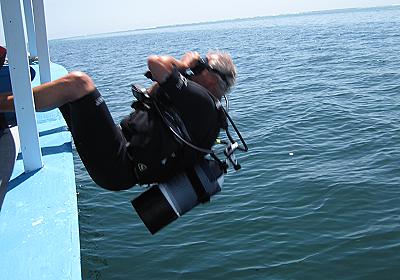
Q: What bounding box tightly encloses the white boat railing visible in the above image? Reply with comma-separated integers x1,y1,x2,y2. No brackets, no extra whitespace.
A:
31,0,51,83
22,0,37,57
0,0,52,172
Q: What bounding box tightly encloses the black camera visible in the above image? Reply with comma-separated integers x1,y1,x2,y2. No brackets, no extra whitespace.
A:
131,158,224,234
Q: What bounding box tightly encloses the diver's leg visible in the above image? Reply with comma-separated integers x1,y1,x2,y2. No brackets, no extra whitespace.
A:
1,71,137,189
0,71,95,112
32,71,96,111
62,89,138,190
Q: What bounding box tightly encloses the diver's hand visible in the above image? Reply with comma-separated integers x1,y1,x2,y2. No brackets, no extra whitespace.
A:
147,51,199,83
181,51,200,69
147,82,160,95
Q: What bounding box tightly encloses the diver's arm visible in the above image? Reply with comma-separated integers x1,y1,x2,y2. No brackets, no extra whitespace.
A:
147,51,200,84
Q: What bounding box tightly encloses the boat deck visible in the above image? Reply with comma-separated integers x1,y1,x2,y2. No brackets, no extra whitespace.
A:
0,63,81,279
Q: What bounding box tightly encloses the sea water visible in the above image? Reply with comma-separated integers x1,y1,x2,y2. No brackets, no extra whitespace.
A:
50,6,400,280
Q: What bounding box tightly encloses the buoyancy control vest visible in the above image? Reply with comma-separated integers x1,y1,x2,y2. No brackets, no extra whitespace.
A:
120,83,226,185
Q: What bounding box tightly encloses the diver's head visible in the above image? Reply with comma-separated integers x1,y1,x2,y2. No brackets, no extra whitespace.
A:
191,51,237,100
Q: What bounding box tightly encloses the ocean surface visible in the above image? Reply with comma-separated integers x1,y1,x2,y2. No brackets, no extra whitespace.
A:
50,6,400,280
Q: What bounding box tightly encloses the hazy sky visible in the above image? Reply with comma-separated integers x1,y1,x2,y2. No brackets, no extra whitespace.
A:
1,0,399,44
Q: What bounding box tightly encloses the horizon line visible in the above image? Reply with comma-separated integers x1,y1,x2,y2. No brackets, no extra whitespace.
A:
52,4,399,41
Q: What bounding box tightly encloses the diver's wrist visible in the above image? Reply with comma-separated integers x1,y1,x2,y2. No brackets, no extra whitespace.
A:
180,51,200,69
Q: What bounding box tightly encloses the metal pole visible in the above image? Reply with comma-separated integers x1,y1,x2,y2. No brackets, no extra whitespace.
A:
32,0,50,83
0,0,43,172
22,0,37,57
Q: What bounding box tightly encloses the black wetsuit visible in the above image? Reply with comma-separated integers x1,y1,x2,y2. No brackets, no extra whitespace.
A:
60,68,221,191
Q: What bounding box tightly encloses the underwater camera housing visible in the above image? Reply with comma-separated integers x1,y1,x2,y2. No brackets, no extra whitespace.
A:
132,158,224,235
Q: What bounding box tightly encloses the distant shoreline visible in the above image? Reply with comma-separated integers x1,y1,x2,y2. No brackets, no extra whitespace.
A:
139,4,400,30
52,5,399,41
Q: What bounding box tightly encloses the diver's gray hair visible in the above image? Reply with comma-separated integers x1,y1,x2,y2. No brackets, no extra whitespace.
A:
207,50,237,95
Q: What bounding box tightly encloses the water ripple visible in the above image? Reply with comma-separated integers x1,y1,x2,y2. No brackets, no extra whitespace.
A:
50,6,400,280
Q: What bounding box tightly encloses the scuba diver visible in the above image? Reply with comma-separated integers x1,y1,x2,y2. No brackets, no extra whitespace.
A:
0,51,238,189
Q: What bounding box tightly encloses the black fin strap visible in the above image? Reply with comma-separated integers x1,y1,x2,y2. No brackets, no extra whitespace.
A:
185,166,210,204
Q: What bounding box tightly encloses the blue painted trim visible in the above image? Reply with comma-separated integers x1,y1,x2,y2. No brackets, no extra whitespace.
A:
0,63,81,280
